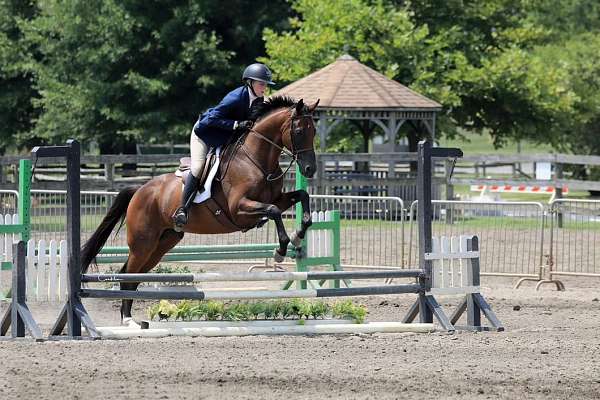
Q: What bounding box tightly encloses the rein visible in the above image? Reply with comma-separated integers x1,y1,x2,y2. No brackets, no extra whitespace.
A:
241,110,314,182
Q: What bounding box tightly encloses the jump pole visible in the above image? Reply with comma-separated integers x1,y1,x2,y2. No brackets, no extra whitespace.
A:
81,269,424,283
96,321,434,339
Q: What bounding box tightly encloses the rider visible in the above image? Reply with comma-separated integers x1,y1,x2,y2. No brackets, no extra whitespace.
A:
172,62,276,230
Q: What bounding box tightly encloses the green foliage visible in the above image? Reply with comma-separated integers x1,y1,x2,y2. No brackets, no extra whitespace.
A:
263,300,285,319
19,0,233,150
222,303,252,321
189,302,207,320
2,0,600,156
152,265,192,274
531,32,600,183
147,299,178,321
203,300,225,321
281,298,312,319
174,300,193,321
248,302,266,320
197,1,293,89
147,299,364,322
0,0,38,153
332,299,367,323
263,0,428,85
309,301,329,319
529,0,600,38
263,0,576,148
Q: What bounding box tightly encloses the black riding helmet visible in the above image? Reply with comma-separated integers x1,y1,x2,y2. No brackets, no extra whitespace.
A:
242,63,276,85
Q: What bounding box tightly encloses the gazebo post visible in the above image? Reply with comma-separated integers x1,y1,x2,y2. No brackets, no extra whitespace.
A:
317,114,328,152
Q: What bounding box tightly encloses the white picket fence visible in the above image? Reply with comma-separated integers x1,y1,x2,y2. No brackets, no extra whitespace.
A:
306,210,335,258
427,235,480,295
1,213,68,302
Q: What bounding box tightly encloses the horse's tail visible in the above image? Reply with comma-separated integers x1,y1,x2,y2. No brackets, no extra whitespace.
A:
81,186,139,273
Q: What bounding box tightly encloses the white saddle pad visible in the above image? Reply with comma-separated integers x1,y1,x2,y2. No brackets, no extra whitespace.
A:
175,147,221,204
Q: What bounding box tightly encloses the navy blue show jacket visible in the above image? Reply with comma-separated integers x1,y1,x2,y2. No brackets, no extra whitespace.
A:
193,86,251,147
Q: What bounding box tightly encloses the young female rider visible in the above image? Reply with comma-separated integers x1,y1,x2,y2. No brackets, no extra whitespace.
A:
172,63,276,230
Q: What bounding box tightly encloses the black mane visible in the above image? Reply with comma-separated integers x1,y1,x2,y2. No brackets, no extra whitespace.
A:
252,95,298,121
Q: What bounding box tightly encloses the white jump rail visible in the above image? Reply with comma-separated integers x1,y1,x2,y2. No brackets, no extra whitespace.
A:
96,321,434,339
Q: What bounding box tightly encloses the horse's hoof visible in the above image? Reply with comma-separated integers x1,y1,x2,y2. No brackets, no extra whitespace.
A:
122,317,141,329
273,250,285,263
290,232,303,247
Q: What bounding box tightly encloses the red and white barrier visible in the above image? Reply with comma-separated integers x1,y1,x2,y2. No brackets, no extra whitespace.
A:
470,185,568,194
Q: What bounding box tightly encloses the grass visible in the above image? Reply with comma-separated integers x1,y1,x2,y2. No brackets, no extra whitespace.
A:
27,211,600,234
439,131,593,201
432,217,543,230
439,131,554,155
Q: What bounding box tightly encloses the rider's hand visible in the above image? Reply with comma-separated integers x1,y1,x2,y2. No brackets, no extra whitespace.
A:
234,120,254,133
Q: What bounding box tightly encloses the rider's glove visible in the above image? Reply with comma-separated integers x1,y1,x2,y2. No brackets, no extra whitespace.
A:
234,120,254,133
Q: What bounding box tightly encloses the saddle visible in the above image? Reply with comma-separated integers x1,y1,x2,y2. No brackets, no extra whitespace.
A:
175,140,267,233
176,149,242,231
177,148,218,189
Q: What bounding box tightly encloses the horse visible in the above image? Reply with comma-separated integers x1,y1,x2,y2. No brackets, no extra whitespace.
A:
81,96,320,323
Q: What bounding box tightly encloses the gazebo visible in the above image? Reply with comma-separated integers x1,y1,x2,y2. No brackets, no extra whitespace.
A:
273,54,442,152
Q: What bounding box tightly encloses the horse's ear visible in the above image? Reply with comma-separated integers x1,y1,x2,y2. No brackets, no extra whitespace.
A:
308,99,320,113
295,99,304,114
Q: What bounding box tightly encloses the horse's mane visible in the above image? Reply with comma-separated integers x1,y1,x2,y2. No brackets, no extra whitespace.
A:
252,95,299,121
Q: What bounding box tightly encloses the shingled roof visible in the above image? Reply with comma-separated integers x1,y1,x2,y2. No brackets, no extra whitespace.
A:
273,54,441,110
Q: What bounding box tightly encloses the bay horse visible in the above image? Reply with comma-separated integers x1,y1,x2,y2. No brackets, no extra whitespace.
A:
81,96,319,323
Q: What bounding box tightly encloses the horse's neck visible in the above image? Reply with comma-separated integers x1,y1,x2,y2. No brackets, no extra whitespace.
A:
245,110,287,170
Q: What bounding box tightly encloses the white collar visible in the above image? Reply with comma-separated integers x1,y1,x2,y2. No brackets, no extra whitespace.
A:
248,89,258,108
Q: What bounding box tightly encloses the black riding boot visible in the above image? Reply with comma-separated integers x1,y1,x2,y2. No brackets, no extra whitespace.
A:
173,173,201,230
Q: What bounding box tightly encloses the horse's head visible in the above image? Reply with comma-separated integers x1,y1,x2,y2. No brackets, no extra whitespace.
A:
284,99,319,178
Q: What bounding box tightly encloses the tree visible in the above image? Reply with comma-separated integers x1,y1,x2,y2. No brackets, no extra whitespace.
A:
535,33,600,155
262,0,575,150
0,0,38,154
198,0,293,94
22,0,232,152
529,0,600,38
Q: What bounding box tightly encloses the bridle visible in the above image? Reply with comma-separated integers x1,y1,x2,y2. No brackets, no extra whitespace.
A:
241,108,315,181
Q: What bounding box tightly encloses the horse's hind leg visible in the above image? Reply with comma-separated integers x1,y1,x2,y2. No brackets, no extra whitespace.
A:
118,260,139,324
138,229,184,274
120,229,184,323
119,237,159,323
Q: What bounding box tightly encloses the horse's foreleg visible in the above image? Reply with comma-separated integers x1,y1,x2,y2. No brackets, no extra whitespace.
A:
274,190,312,247
238,197,290,262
